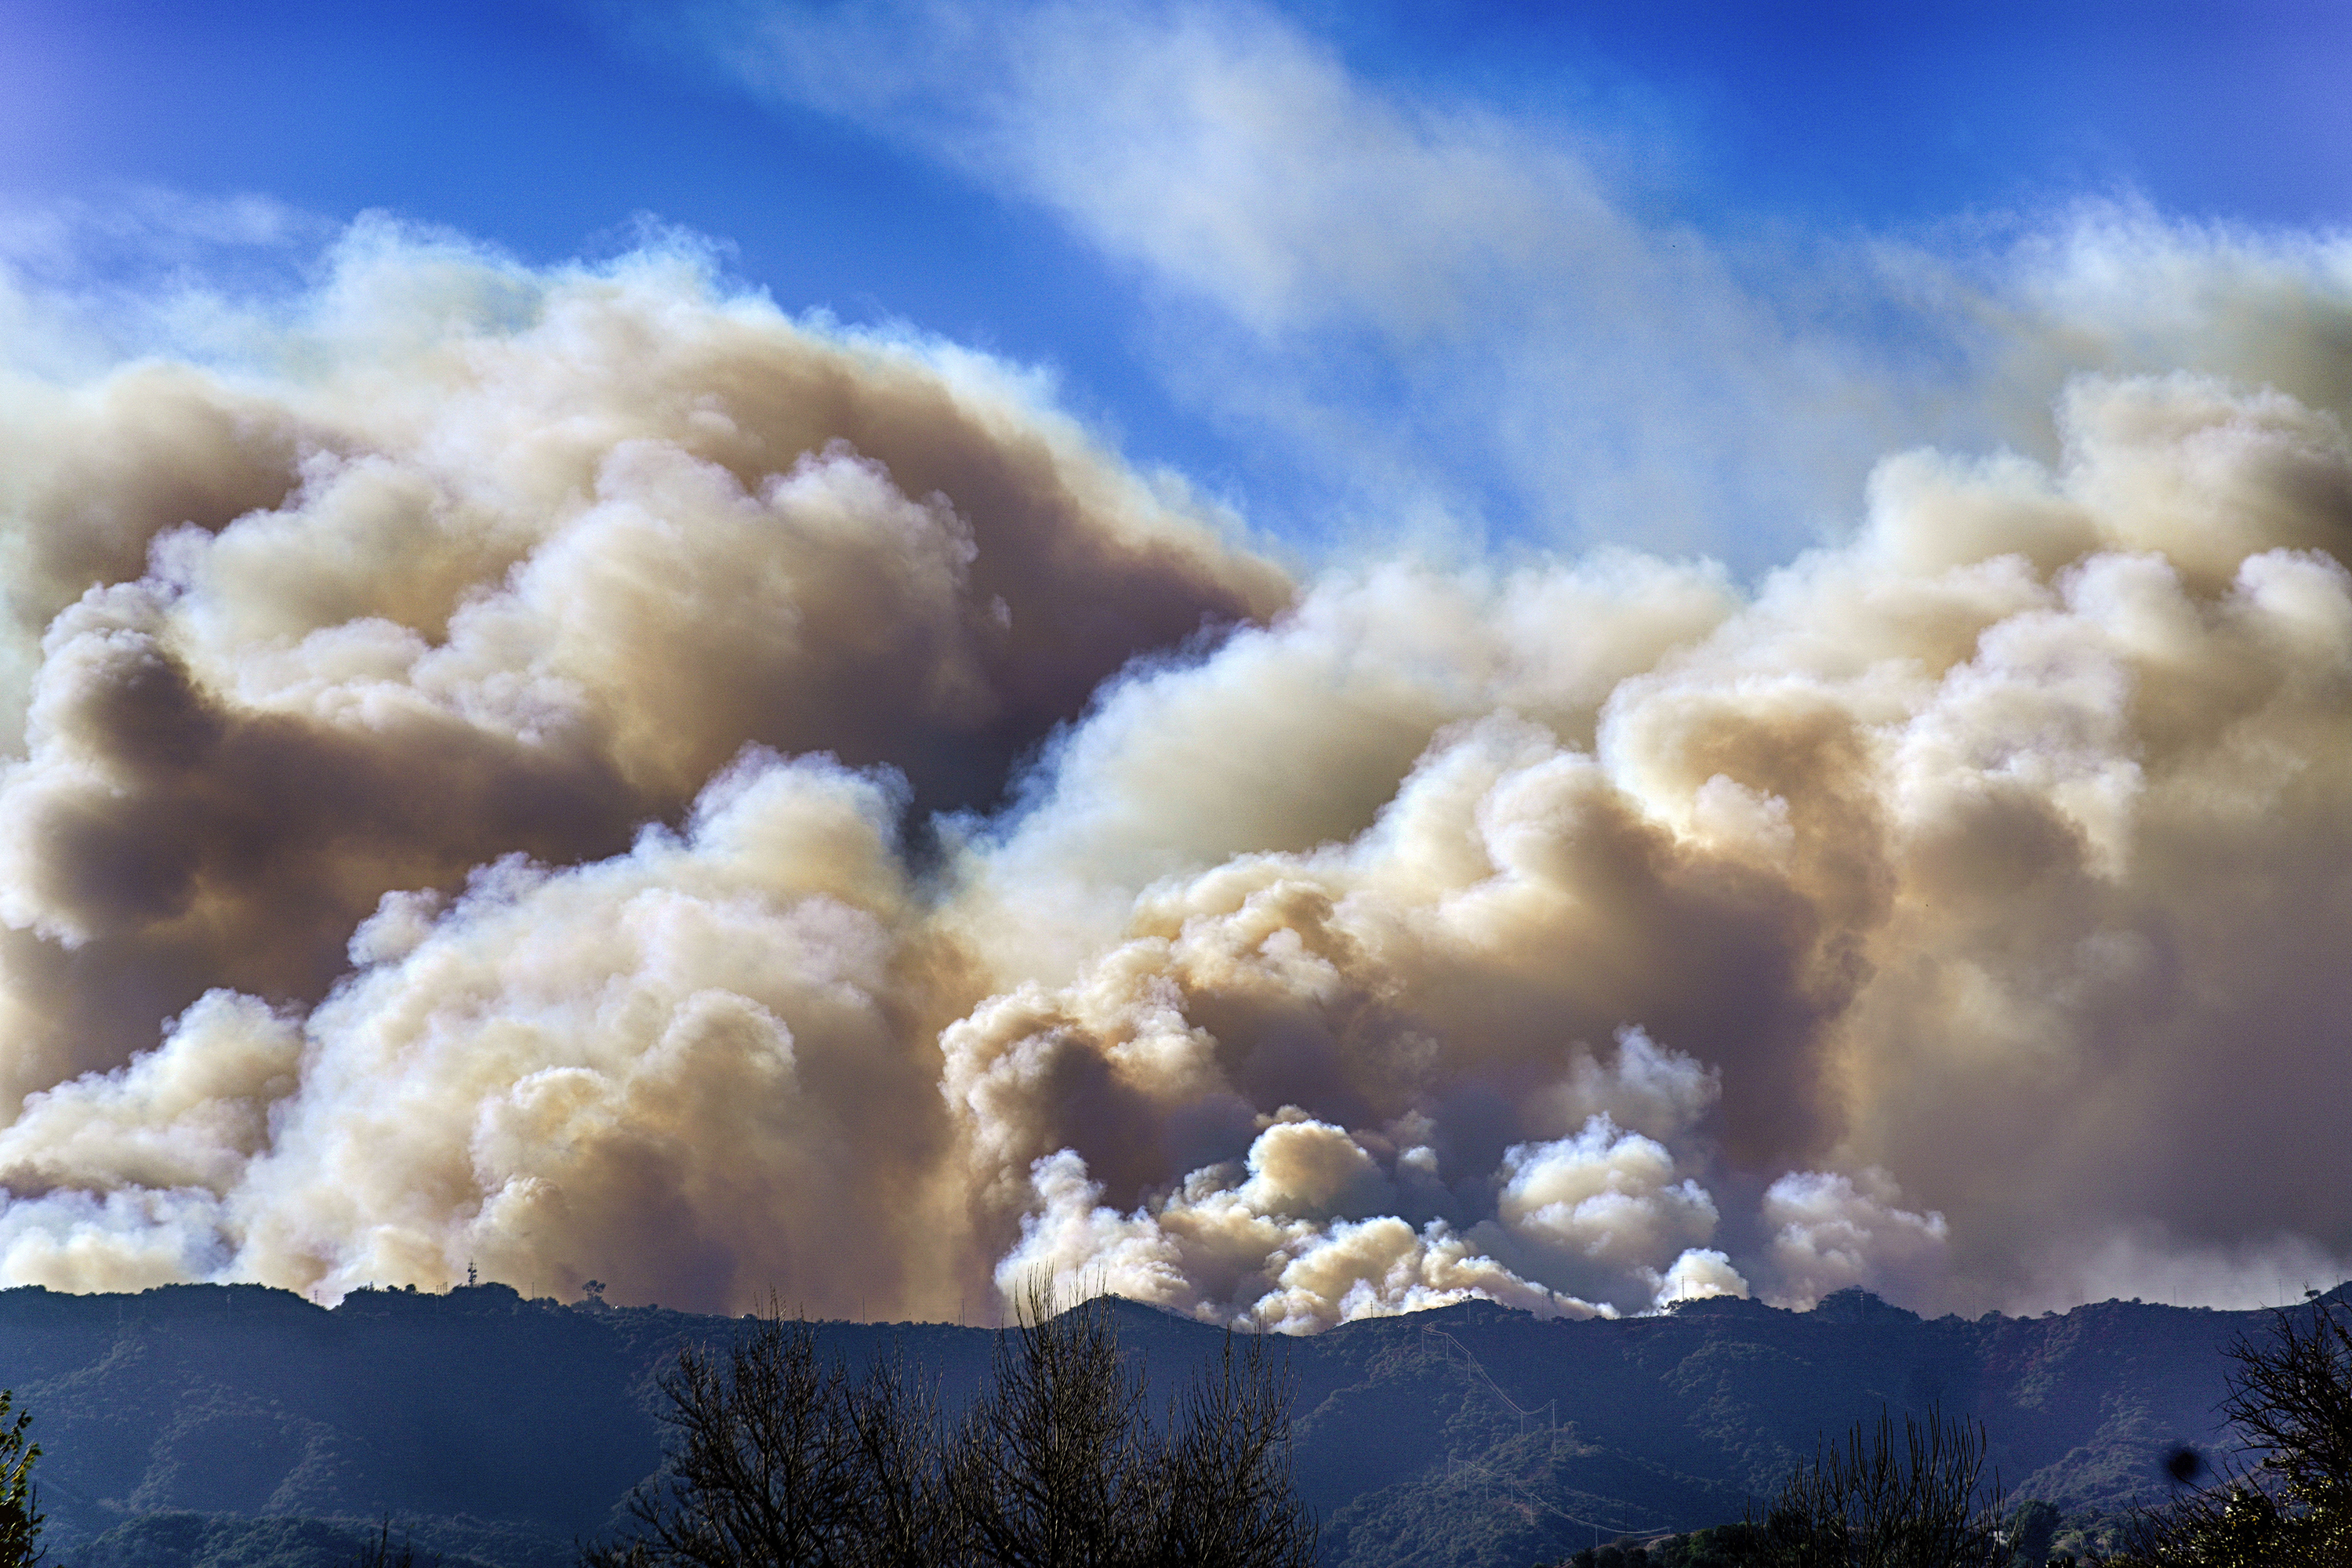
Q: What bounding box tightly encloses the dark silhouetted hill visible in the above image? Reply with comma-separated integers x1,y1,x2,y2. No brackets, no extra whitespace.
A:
4,1279,2337,1568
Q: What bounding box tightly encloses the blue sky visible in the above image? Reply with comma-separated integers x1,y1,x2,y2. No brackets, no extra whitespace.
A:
5,0,2350,570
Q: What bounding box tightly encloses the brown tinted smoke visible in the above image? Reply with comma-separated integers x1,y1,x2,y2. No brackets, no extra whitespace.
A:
2,230,2350,1324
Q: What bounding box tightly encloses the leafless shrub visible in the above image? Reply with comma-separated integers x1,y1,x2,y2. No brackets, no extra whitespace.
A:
586,1283,1314,1568
1751,1406,2011,1567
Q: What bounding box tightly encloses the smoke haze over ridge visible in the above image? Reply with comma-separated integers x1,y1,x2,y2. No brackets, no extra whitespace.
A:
4,209,2352,1326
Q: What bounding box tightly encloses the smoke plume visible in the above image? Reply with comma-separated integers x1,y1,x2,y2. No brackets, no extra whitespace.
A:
4,220,2352,1324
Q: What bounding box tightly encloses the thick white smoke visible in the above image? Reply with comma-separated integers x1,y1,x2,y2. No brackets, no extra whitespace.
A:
4,218,2352,1323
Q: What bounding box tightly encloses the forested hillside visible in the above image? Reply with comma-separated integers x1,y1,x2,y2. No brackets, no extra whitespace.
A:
0,1282,2321,1568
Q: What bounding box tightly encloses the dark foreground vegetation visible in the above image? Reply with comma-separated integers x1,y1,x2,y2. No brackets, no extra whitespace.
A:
2108,1300,2352,1566
575,1291,2352,1568
1534,1406,2013,1567
583,1284,1316,1568
1535,1300,2352,1567
1,1390,38,1568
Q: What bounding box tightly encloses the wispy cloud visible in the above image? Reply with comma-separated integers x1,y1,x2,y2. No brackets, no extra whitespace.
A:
676,0,2352,572
0,187,337,378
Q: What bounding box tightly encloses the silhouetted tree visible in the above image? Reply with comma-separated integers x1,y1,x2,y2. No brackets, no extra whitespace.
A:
1751,1406,2011,1567
350,1519,425,1568
1147,1328,1318,1568
948,1284,1160,1568
947,1279,1316,1568
586,1284,1314,1568
585,1308,863,1568
839,1342,960,1568
0,1390,39,1568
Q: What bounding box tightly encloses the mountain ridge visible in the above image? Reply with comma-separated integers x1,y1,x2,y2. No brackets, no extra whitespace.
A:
2,1280,2334,1568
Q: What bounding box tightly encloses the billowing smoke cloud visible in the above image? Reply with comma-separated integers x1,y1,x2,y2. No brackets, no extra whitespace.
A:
4,217,2352,1325
0,223,1284,1314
